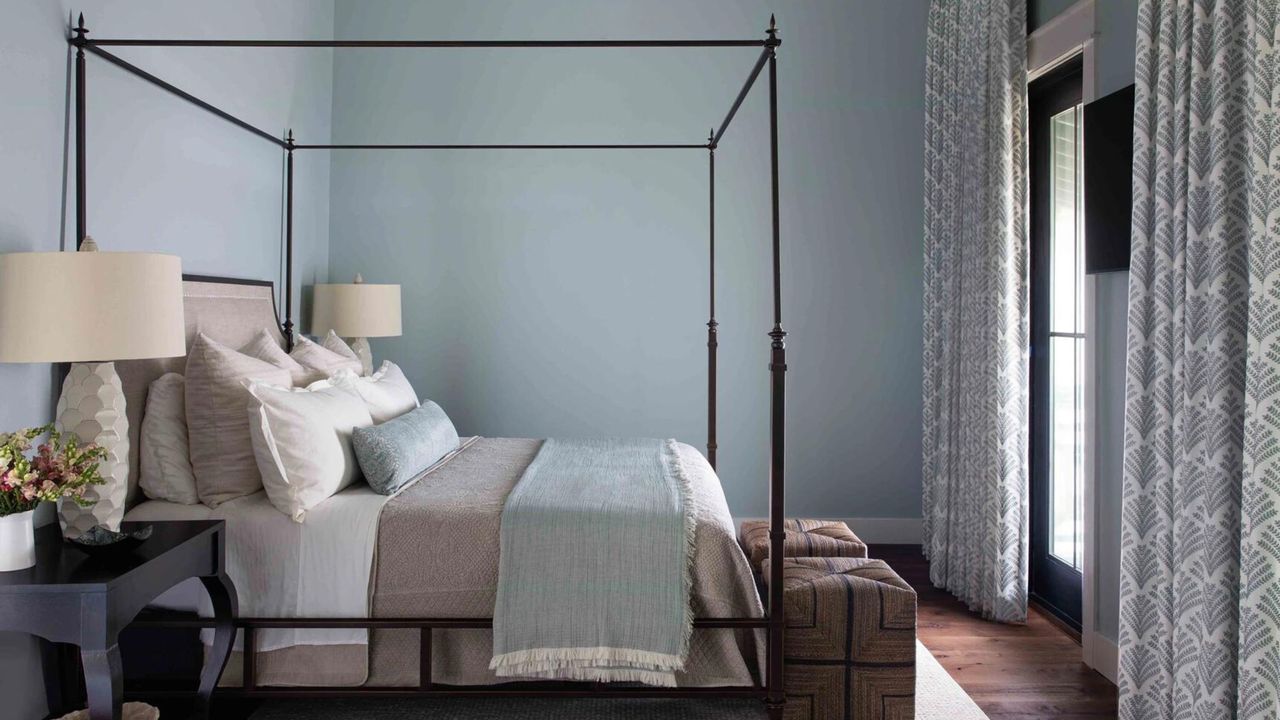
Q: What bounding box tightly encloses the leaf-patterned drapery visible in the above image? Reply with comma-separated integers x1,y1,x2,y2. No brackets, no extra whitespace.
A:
1119,0,1280,717
921,0,1029,624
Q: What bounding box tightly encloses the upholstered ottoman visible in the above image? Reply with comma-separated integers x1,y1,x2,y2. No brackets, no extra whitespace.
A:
739,519,868,566
766,557,916,720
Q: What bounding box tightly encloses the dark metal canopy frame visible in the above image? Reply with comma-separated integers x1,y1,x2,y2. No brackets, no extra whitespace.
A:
69,13,788,718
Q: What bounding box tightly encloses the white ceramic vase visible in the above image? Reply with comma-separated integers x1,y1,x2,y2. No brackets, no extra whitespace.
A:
0,509,36,572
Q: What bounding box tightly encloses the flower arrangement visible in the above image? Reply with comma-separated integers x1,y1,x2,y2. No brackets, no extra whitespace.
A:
0,424,106,517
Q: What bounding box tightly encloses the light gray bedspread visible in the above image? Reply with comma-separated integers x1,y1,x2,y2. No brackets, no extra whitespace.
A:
490,438,695,686
368,437,764,687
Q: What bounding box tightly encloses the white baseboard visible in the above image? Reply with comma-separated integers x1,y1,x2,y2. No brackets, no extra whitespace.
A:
844,517,923,544
1086,631,1118,684
734,517,923,545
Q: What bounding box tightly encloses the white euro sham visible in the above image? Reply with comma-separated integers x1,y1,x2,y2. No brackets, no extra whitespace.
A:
246,374,374,521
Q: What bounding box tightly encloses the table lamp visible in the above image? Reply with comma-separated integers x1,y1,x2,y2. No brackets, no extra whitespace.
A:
310,274,402,374
0,237,185,537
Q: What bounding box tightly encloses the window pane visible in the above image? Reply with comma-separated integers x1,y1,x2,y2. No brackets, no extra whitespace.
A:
1049,335,1083,568
1046,102,1085,572
1075,111,1085,331
1049,107,1080,334
1074,333,1084,570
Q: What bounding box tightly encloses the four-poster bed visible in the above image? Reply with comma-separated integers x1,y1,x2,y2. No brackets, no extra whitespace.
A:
68,13,790,717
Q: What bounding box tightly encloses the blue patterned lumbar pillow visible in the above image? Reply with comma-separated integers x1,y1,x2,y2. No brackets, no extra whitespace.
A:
353,401,460,495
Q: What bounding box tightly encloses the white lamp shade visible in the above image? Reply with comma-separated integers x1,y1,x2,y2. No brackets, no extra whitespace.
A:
0,251,185,363
311,283,402,338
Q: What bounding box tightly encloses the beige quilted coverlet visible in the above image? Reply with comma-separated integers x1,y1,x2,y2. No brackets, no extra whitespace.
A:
366,437,765,687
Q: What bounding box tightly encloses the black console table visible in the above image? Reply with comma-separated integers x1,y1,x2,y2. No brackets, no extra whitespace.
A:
0,520,237,720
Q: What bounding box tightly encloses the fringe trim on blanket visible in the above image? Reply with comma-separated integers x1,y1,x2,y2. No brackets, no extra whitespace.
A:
490,646,686,687
663,438,699,670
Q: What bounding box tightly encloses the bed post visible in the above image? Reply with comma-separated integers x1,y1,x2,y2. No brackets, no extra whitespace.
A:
707,130,718,470
73,14,88,248
764,15,786,720
283,129,295,349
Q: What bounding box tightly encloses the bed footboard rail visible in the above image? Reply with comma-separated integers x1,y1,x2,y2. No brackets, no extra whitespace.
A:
124,612,771,701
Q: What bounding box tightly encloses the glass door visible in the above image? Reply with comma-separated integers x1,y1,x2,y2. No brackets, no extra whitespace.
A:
1029,56,1084,629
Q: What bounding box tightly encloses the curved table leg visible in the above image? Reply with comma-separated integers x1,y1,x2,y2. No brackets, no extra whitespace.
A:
197,572,239,719
80,643,122,720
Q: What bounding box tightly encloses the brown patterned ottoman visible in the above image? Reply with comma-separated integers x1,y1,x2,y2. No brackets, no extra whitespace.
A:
766,557,916,720
740,519,868,566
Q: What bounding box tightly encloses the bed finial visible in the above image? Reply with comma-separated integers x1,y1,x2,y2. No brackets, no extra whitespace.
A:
74,13,88,40
708,128,715,150
286,128,294,146
766,14,778,45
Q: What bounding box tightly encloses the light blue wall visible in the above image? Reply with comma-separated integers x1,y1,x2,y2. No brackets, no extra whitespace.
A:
327,0,930,523
1031,0,1139,646
0,1,334,717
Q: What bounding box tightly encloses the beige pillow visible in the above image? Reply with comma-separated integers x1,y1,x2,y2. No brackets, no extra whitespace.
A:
185,333,293,506
246,374,374,521
322,330,361,363
241,329,322,386
290,334,362,377
138,373,199,505
341,361,419,424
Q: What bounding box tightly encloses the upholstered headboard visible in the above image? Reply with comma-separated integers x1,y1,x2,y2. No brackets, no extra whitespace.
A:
116,276,286,509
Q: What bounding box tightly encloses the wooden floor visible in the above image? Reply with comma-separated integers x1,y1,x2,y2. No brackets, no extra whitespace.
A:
870,544,1118,720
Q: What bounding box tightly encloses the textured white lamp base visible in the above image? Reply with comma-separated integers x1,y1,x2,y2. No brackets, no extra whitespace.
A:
56,361,129,538
350,336,374,375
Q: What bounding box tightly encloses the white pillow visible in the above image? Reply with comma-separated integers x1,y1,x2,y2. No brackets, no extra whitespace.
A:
341,361,419,424
185,333,293,507
246,374,374,521
241,328,323,386
138,373,199,505
290,334,363,377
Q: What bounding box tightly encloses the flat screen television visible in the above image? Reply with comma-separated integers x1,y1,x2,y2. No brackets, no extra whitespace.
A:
1083,84,1134,273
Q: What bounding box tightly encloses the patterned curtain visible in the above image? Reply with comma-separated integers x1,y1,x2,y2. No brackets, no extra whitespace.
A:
921,0,1029,624
1119,1,1280,717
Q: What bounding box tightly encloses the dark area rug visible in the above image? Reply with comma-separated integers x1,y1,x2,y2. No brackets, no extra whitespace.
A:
248,697,765,719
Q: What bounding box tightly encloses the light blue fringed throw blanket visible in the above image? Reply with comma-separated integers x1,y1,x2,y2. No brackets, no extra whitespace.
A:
489,438,697,686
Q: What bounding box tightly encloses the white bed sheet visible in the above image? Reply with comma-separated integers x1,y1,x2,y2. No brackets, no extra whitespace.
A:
126,486,386,652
